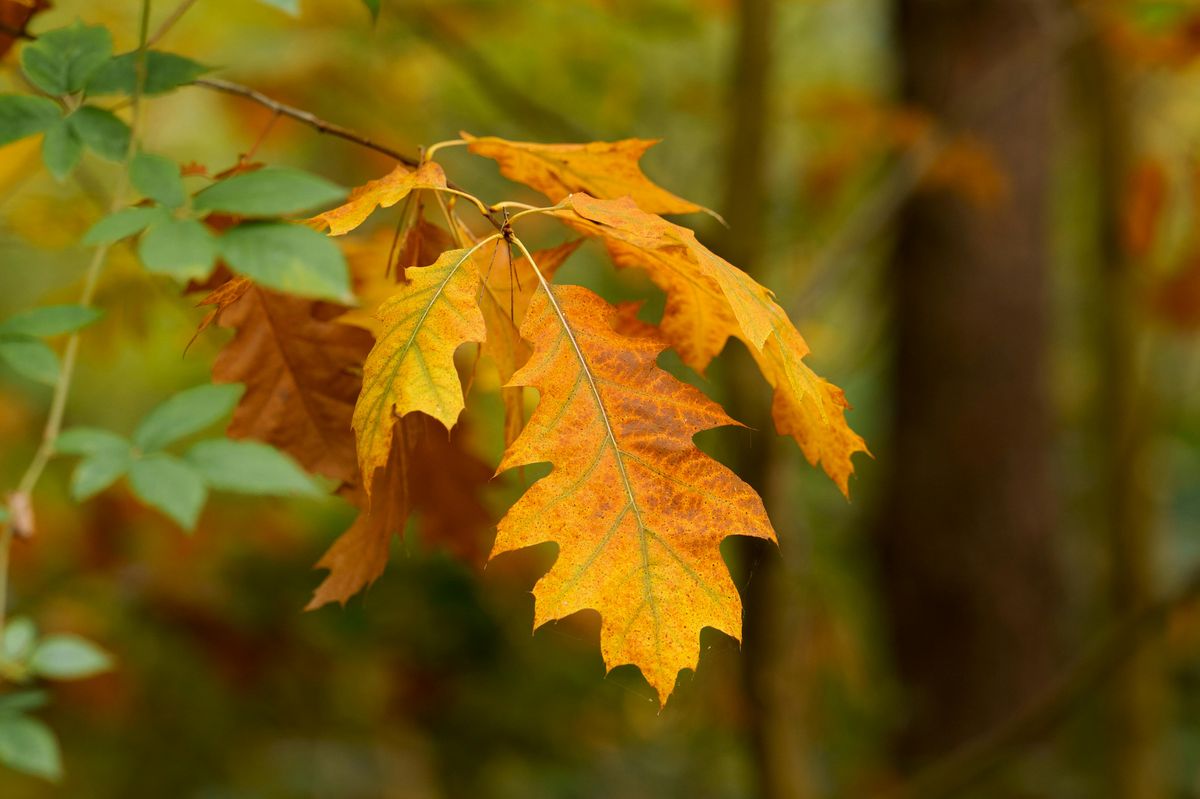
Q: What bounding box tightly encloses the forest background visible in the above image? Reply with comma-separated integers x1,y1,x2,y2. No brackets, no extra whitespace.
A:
2,1,1200,798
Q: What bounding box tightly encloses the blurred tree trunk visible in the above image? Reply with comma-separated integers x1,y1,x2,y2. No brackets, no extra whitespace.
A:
876,0,1063,772
719,1,812,798
1074,34,1165,799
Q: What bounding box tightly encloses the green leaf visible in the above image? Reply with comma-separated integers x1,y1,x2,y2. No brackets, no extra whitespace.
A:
128,453,207,530
55,427,128,455
82,206,167,246
0,95,61,147
257,0,300,14
0,507,8,524
86,50,209,96
68,106,130,161
0,338,59,385
40,119,82,180
0,305,101,338
71,450,132,502
219,223,351,302
130,152,185,208
132,383,243,452
20,21,113,96
192,167,345,217
0,716,61,782
2,618,37,664
137,218,218,280
0,691,48,716
29,634,112,680
363,0,381,19
186,439,321,496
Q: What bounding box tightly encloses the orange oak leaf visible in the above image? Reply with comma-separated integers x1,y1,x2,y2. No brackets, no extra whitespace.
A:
200,277,372,483
352,246,486,497
463,132,703,215
493,283,776,703
308,413,492,609
308,161,448,236
559,193,868,495
475,238,582,446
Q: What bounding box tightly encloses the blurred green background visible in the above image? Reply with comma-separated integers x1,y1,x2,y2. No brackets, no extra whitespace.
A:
2,0,1200,797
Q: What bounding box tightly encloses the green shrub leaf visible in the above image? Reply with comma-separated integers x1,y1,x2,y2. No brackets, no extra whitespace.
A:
219,222,350,301
0,95,61,147
186,439,321,496
86,50,209,96
20,21,113,96
128,453,208,530
137,218,218,280
0,305,102,338
82,206,168,246
68,106,130,161
132,383,243,452
130,152,185,208
192,167,345,217
29,635,113,680
0,716,61,782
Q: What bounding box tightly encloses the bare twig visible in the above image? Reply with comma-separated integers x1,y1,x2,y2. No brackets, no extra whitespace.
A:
147,0,201,47
192,77,422,167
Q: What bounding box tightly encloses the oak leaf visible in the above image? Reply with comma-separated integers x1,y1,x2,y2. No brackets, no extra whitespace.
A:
308,413,492,609
308,161,447,236
493,283,775,703
200,277,372,483
463,132,703,215
560,193,868,495
352,246,485,496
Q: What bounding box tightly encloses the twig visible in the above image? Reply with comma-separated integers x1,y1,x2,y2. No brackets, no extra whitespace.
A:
877,568,1200,799
192,77,421,167
147,0,201,47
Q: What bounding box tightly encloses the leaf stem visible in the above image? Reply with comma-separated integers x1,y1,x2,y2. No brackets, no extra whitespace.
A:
423,138,466,161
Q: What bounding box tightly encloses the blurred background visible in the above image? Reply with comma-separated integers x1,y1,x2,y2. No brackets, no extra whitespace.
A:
2,0,1200,796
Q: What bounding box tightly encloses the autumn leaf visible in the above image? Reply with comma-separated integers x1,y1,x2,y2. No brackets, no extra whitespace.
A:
463,132,704,216
559,193,868,495
199,277,372,483
475,237,582,446
308,412,492,609
352,246,486,496
493,283,775,703
308,161,447,236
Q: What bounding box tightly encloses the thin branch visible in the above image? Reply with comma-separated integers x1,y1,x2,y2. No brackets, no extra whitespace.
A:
191,77,422,167
146,0,201,47
877,567,1200,799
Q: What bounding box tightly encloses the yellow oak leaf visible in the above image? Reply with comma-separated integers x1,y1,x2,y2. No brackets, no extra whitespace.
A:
463,132,703,215
493,283,776,704
559,193,868,495
352,246,485,496
309,161,447,236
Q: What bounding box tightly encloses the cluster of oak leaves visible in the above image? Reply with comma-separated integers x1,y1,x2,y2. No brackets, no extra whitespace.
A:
195,136,868,704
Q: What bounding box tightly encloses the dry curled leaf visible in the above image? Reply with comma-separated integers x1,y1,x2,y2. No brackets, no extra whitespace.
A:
200,277,372,483
308,413,492,609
